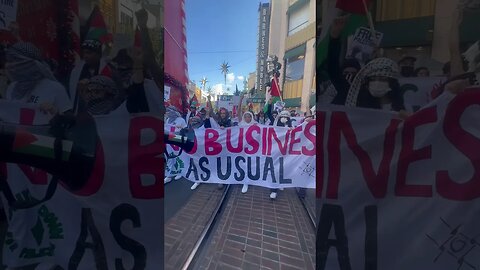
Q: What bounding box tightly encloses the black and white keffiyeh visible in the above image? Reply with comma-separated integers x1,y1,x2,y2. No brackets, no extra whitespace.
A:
345,57,399,107
86,75,124,115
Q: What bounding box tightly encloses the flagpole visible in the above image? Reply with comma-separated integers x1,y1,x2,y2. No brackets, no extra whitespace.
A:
362,0,377,45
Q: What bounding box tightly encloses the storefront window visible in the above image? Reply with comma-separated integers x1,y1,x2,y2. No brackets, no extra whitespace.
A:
285,55,305,81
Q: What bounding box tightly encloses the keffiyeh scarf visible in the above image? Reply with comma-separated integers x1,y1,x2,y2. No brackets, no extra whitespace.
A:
345,57,399,107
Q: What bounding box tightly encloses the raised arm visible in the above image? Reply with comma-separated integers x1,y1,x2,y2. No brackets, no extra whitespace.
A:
265,97,274,124
135,9,162,90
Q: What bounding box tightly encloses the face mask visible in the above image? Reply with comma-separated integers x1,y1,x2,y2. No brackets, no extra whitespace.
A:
280,117,288,124
368,81,391,97
401,66,414,77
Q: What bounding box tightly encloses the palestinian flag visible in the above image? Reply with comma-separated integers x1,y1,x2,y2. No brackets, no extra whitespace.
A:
13,128,73,162
317,13,369,69
264,76,281,113
84,6,113,44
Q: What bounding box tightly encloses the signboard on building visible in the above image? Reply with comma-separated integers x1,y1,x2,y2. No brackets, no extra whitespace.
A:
256,3,270,94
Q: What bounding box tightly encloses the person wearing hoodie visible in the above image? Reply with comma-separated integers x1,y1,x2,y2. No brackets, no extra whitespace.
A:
237,94,258,194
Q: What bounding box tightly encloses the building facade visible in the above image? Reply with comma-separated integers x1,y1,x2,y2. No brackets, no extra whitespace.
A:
377,0,479,74
268,0,316,112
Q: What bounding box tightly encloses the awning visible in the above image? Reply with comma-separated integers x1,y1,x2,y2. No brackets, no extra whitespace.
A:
284,44,306,60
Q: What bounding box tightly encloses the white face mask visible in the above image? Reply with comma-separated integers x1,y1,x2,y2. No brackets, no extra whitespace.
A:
368,81,391,97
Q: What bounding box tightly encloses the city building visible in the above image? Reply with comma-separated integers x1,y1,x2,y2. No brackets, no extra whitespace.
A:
320,0,480,75
267,0,316,112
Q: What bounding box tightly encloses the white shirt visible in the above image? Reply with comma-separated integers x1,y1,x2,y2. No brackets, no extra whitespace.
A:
6,79,72,113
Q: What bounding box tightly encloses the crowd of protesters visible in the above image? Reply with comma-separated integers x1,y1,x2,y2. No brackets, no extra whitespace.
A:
319,7,479,117
164,89,315,200
0,8,161,263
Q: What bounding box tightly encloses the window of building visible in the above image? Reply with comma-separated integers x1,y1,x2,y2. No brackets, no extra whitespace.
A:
285,45,306,81
288,3,309,36
375,0,436,22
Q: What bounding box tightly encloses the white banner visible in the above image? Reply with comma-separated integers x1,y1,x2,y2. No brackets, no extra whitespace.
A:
174,122,316,189
0,104,163,269
0,0,17,30
317,89,480,269
399,76,447,113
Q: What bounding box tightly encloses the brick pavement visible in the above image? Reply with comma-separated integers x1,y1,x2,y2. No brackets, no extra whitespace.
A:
164,183,224,270
197,185,316,270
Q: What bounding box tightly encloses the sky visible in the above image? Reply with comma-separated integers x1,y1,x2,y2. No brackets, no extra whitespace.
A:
185,0,268,96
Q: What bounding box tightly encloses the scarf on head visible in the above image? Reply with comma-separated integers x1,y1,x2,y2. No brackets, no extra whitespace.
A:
239,111,257,126
217,108,230,126
345,58,399,107
166,105,181,124
86,75,123,115
273,110,292,127
5,42,56,100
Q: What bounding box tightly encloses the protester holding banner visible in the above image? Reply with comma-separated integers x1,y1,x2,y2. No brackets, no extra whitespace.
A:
237,110,258,194
345,57,407,114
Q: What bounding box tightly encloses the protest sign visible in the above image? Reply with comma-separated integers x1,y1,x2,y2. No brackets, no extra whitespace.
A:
0,0,17,30
346,27,383,66
0,103,163,269
316,90,480,269
174,122,316,189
